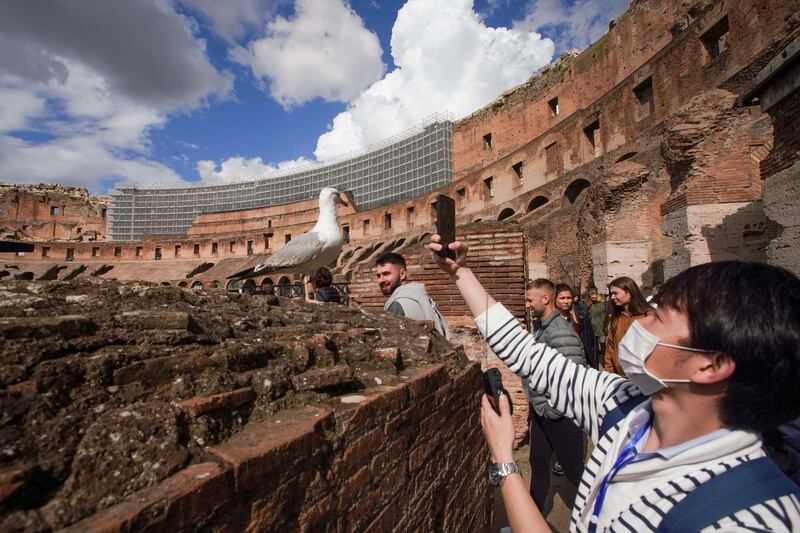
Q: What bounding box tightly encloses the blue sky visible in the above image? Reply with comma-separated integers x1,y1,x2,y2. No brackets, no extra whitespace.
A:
0,0,626,193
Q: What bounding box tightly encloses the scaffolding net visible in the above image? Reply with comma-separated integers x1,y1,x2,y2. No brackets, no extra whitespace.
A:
108,116,453,241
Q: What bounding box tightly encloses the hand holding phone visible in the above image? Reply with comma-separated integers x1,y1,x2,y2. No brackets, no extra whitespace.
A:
483,368,512,416
435,194,456,260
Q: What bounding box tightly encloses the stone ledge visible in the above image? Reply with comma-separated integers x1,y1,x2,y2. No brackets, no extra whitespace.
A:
291,364,355,391
66,462,231,533
178,387,255,417
116,311,195,331
0,315,95,340
207,406,333,493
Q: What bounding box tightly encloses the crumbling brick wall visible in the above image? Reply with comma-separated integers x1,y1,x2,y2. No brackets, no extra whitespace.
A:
0,184,107,242
347,225,530,444
347,225,526,319
0,280,491,531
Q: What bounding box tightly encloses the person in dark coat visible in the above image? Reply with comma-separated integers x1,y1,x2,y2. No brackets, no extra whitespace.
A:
555,284,597,368
312,267,341,303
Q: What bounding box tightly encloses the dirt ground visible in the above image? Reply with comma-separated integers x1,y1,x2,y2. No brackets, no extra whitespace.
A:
492,440,594,533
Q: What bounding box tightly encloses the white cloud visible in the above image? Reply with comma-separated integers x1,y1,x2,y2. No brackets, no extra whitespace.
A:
0,0,231,192
232,0,385,108
179,0,280,43
0,135,183,190
513,0,628,52
0,87,46,131
313,0,554,160
0,0,232,110
196,155,316,183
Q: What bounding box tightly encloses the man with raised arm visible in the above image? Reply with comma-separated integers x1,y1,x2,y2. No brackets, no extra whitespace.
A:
428,235,800,533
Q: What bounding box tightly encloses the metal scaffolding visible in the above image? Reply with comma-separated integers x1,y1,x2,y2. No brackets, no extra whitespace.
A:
108,115,453,241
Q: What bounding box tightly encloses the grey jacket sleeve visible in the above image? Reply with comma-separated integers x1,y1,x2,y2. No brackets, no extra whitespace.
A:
386,301,405,317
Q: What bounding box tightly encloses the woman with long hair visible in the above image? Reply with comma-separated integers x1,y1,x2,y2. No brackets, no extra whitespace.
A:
603,276,653,376
555,284,597,367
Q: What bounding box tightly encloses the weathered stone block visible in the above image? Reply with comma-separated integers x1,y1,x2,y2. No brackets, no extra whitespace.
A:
0,315,95,340
178,387,255,417
662,202,777,280
591,240,651,288
117,311,196,331
763,161,800,276
291,364,355,391
65,462,231,533
207,406,332,493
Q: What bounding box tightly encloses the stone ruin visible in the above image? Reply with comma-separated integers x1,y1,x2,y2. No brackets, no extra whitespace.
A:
0,280,490,531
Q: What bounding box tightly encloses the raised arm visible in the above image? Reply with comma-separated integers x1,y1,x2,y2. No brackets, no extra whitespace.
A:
428,235,496,317
428,235,641,441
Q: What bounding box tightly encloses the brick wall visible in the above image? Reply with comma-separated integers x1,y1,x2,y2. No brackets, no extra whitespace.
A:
450,327,530,447
1,280,495,531
348,225,530,445
348,226,526,319
761,88,800,178
69,363,491,532
0,184,107,242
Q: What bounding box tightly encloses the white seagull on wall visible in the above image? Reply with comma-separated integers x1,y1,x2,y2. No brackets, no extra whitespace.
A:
229,187,348,296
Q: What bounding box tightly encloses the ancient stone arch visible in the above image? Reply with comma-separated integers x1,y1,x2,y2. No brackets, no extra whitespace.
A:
563,178,591,206
527,196,549,212
498,208,516,221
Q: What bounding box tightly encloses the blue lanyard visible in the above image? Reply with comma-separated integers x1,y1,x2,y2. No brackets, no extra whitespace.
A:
588,420,651,532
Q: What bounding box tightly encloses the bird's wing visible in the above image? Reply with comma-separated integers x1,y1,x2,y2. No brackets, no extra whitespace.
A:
252,230,326,274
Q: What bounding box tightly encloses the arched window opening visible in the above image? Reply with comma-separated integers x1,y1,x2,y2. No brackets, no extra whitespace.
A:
527,196,549,212
564,179,591,205
497,208,516,221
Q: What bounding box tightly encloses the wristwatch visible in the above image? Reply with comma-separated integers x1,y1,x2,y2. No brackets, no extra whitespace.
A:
488,462,523,486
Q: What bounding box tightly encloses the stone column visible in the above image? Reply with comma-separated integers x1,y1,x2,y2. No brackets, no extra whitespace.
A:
661,202,777,280
763,162,800,276
591,240,652,289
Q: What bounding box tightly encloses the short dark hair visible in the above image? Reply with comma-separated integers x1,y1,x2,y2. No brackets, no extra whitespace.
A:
375,252,406,269
555,283,574,296
526,278,555,296
314,267,333,288
657,261,800,433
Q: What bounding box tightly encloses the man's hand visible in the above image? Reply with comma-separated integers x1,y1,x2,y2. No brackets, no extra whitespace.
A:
428,234,469,276
481,392,515,464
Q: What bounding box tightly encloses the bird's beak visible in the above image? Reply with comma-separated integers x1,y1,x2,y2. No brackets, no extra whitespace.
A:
336,192,348,207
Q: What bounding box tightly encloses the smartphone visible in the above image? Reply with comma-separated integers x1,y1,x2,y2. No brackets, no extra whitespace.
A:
435,194,456,260
482,368,512,415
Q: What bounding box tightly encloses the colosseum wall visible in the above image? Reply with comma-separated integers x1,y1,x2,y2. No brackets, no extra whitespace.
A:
0,280,491,531
3,1,800,529
0,184,108,242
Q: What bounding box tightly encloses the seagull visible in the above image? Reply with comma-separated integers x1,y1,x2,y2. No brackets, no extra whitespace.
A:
228,187,348,301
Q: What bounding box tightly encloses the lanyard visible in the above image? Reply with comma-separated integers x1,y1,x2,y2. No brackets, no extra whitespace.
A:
588,419,651,532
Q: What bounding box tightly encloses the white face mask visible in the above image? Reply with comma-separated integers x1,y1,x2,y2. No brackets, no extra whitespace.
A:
618,320,715,395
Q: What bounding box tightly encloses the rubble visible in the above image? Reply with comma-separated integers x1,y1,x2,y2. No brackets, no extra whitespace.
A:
0,279,466,530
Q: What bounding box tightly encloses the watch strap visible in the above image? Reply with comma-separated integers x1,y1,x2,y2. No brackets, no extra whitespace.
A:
489,462,522,486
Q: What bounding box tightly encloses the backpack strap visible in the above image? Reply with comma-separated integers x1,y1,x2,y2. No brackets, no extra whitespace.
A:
599,394,646,437
657,457,800,533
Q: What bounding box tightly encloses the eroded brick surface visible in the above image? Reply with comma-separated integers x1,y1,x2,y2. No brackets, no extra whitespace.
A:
0,279,471,531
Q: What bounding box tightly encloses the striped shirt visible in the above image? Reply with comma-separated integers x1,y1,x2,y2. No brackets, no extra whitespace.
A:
477,303,800,532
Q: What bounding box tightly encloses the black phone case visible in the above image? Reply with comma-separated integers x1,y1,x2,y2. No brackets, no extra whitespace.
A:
435,194,456,260
482,368,512,415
